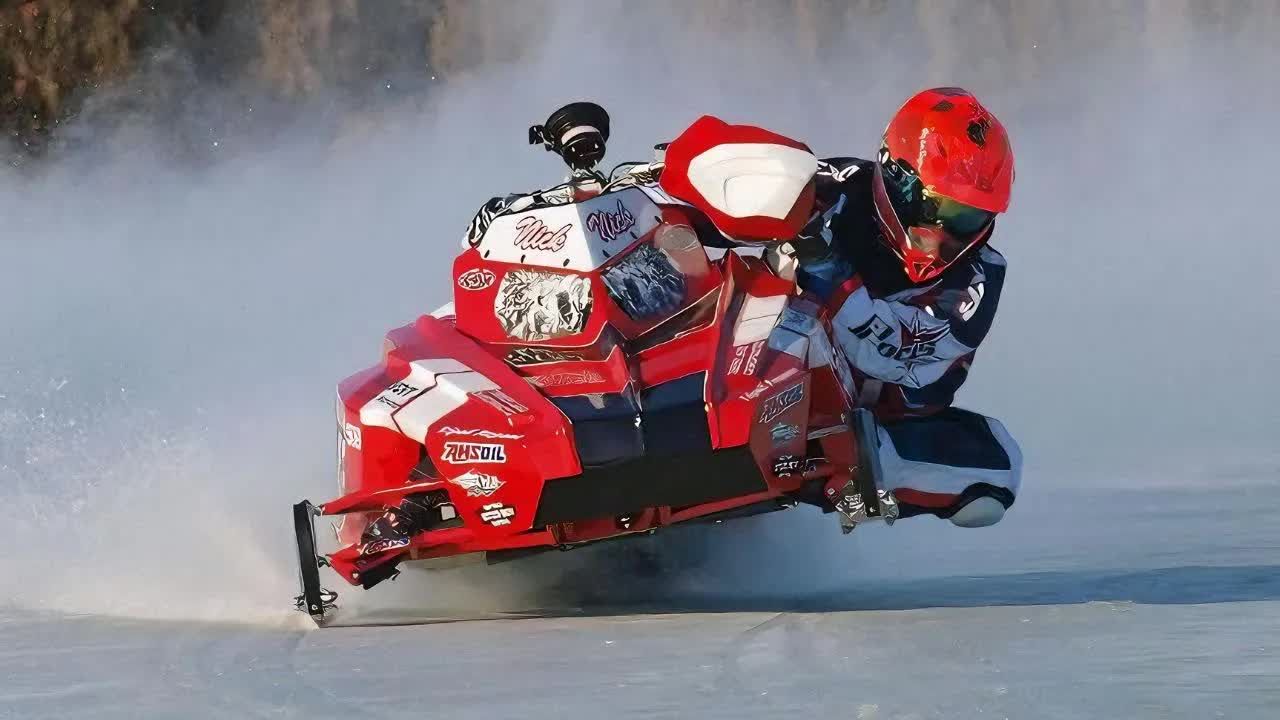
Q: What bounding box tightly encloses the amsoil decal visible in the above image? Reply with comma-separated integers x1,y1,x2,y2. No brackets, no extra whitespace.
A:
479,502,516,527
449,469,504,497
438,426,520,440
440,442,507,464
758,382,804,424
729,340,765,375
471,390,529,416
514,216,573,252
585,199,636,243
457,268,496,291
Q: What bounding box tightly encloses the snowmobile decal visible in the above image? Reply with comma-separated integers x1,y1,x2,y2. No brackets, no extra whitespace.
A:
513,216,573,252
361,537,410,555
585,198,636,243
457,268,496,291
770,422,800,444
342,422,362,450
526,370,606,388
759,381,804,424
474,187,661,272
440,442,507,465
504,347,587,365
449,470,505,497
479,502,517,527
438,426,521,440
359,360,499,441
470,389,529,417
771,454,803,477
728,340,765,375
494,270,593,341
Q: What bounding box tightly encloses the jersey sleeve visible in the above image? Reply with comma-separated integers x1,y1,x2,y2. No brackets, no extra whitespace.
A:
829,246,1006,389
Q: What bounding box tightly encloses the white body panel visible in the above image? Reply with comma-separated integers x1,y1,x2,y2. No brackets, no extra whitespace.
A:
474,187,662,272
359,359,498,442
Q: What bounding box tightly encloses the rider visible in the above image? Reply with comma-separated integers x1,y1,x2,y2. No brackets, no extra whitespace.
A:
656,88,1022,529
465,92,1022,530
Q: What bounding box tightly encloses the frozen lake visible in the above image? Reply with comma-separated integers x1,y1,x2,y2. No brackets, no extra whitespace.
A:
4,477,1278,719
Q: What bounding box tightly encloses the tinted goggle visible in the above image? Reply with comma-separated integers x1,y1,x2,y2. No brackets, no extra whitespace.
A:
921,191,996,237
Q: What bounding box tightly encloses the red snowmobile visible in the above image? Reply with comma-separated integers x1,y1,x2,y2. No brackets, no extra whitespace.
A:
293,103,892,624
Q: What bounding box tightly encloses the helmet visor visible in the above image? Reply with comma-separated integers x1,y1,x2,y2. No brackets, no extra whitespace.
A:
923,191,996,237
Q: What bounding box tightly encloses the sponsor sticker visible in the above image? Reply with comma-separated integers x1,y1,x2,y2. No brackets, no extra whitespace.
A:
505,347,586,365
472,390,529,416
494,270,593,342
759,381,805,424
513,216,572,252
361,537,410,555
479,502,517,527
527,370,605,388
438,426,521,440
457,268,496,291
772,454,803,477
729,340,765,375
770,422,800,444
585,199,636,243
342,422,362,450
440,441,507,464
449,469,504,497
387,381,419,398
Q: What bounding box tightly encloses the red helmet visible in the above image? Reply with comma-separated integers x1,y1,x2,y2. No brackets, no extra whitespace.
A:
871,88,1014,283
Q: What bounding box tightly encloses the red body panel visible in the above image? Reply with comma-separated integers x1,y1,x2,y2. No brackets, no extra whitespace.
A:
315,187,866,588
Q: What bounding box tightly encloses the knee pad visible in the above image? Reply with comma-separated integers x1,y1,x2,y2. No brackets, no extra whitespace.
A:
948,496,1007,528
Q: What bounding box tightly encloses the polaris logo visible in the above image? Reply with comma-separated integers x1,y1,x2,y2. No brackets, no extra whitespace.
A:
440,442,507,464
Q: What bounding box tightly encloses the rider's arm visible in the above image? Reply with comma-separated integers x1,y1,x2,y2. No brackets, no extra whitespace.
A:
826,246,1006,389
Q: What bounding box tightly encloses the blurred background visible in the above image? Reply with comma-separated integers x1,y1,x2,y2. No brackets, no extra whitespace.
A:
1,0,1277,621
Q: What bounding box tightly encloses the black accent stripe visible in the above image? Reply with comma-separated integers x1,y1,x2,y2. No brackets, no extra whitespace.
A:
533,446,767,527
535,372,765,526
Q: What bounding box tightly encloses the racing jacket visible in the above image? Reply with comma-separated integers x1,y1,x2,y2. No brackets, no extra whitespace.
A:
796,157,1008,421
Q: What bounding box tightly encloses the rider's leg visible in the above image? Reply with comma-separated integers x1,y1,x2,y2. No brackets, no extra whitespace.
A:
875,407,1022,527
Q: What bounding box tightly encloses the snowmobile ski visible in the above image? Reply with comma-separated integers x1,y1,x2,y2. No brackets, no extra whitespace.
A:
293,500,336,624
